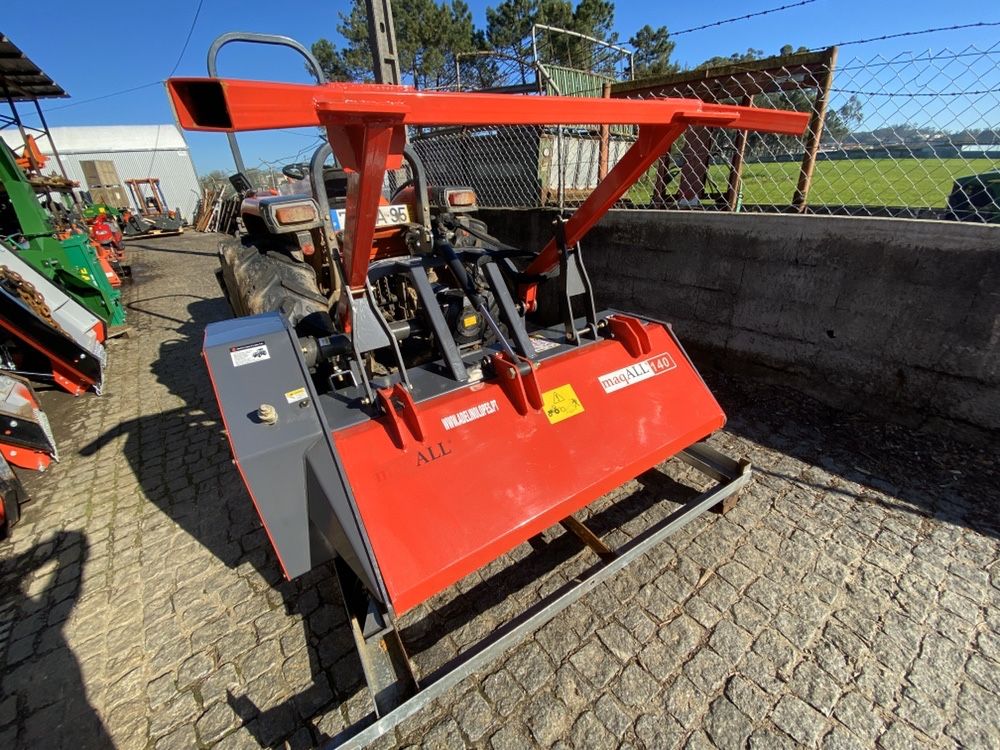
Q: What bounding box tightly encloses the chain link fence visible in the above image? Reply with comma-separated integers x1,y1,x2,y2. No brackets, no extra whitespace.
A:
410,41,1000,222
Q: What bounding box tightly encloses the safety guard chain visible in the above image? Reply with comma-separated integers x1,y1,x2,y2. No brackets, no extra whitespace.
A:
0,265,64,333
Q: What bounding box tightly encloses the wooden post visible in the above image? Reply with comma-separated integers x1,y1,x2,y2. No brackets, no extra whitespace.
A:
598,82,612,182
726,94,754,211
677,126,711,206
792,47,838,212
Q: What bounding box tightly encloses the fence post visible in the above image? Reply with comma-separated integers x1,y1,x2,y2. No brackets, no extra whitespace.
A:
726,94,754,211
792,46,838,212
598,82,612,182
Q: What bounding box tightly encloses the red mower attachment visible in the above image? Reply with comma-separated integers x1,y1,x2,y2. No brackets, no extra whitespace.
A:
169,62,807,748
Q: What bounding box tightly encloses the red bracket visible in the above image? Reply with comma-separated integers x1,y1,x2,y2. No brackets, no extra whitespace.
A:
1,442,52,472
492,352,543,416
607,315,652,358
51,362,88,397
376,383,425,448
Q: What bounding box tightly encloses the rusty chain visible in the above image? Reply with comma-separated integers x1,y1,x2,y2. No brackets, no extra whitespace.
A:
0,265,64,333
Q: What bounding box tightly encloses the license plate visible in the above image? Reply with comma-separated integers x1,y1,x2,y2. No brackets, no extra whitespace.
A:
330,204,411,230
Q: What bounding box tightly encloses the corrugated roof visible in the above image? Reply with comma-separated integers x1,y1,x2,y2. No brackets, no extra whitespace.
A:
0,33,67,101
0,125,188,154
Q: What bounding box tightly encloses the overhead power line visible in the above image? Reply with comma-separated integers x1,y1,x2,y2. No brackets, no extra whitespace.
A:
168,0,206,77
45,82,164,112
673,0,819,37
30,0,206,115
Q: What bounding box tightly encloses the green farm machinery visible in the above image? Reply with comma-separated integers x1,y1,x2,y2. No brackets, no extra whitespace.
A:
0,139,125,327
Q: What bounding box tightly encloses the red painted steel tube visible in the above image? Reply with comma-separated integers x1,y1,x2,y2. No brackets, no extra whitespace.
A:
166,79,810,133
166,77,809,301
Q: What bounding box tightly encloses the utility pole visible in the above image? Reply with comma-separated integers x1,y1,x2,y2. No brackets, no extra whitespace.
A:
365,0,402,85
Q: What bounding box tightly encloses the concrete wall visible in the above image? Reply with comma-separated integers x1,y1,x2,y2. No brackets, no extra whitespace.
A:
480,208,1000,441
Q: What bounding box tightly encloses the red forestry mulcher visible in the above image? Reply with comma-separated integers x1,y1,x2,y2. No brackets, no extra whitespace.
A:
168,33,808,748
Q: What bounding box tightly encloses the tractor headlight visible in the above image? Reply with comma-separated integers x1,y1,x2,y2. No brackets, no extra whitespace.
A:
272,201,318,226
430,187,477,211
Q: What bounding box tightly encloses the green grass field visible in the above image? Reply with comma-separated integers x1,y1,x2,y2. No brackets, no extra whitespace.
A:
629,158,1000,209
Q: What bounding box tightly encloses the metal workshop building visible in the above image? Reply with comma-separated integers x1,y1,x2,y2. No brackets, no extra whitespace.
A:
1,124,200,221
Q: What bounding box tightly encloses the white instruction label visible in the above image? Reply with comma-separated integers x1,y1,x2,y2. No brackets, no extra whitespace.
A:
530,336,560,353
598,353,676,393
441,399,499,431
230,341,270,367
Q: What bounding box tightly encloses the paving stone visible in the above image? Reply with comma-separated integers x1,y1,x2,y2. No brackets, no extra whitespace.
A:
570,711,615,748
771,694,829,746
724,674,771,721
705,696,753,748
569,639,621,690
196,700,241,744
524,692,570,747
878,720,932,750
0,695,15,727
832,691,886,744
748,724,798,750
536,616,582,663
148,690,200,739
482,668,526,718
177,651,214,690
683,647,729,694
708,619,753,663
154,723,199,750
4,234,1000,750
593,693,633,737
489,720,534,750
662,674,709,729
822,724,867,750
452,689,494,743
658,614,704,662
635,713,684,749
597,620,642,662
790,660,842,715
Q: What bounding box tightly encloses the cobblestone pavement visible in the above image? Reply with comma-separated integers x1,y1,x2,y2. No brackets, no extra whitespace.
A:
2,232,999,750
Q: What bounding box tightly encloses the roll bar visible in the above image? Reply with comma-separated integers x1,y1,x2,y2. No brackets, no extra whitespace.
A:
205,33,327,173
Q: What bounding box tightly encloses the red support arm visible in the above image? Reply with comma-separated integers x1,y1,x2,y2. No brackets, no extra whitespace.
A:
166,78,809,310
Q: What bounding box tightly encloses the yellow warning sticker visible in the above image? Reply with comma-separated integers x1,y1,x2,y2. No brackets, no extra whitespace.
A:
284,387,308,404
542,384,585,425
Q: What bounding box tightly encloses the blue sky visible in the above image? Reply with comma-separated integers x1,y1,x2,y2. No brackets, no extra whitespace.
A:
6,2,998,174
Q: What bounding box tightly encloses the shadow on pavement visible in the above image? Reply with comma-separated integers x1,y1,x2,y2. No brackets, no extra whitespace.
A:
77,294,361,746
707,370,1000,542
79,297,284,582
0,530,112,748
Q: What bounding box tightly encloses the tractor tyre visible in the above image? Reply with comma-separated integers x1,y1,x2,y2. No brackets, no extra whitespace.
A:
218,237,335,337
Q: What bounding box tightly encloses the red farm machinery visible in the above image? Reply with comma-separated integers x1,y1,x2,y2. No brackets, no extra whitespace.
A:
167,32,807,747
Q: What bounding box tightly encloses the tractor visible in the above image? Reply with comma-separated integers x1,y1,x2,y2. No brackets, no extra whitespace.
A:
169,32,808,747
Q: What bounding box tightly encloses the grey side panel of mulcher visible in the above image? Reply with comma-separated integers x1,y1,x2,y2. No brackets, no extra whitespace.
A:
203,312,387,603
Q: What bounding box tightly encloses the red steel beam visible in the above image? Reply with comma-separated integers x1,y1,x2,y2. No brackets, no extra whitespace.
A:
167,79,809,133
166,78,809,307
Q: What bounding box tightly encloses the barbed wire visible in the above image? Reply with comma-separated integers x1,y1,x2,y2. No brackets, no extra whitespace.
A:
831,87,1000,97
673,0,820,37
817,21,1000,49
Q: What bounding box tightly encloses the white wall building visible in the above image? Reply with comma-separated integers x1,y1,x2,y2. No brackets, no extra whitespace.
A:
2,125,201,221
